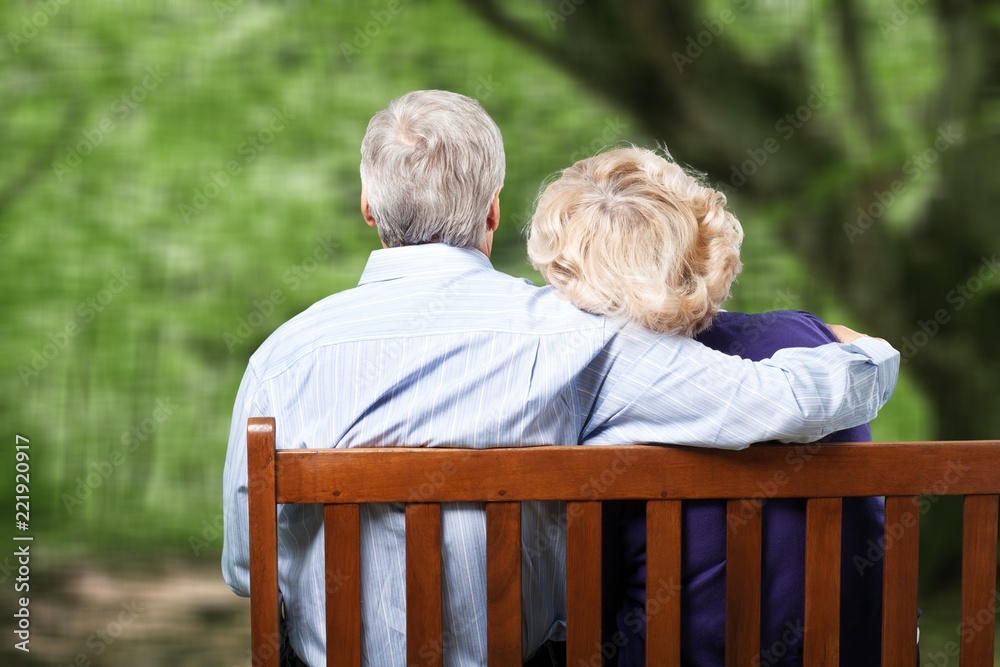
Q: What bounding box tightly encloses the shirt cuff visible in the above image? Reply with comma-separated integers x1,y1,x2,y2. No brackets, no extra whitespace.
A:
844,336,901,404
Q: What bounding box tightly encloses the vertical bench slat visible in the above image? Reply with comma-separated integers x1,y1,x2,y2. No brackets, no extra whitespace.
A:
960,494,999,667
726,498,762,667
324,504,361,667
803,498,842,666
486,502,522,665
247,418,280,667
407,504,443,667
881,496,920,667
566,501,602,665
646,500,682,665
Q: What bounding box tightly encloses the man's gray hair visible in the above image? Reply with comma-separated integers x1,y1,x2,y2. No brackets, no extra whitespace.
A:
360,90,505,249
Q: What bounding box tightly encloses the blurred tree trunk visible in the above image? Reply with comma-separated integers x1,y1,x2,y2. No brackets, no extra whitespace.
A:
465,0,1000,444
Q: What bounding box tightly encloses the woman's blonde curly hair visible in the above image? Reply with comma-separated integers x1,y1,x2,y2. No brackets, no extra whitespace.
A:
527,147,743,337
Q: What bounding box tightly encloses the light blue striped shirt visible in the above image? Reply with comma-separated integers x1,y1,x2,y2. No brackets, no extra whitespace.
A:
222,243,898,666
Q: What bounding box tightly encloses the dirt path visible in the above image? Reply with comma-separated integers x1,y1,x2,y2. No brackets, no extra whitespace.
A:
3,559,251,667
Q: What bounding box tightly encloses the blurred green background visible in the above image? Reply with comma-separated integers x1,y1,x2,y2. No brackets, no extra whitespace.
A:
2,0,998,664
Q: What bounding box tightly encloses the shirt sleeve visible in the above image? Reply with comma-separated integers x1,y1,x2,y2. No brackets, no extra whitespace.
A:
581,324,899,447
221,362,266,597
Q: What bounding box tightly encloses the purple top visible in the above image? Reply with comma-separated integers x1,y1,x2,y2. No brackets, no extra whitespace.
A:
601,310,885,666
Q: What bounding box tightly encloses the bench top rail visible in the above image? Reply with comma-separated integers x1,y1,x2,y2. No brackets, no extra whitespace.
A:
271,440,1000,504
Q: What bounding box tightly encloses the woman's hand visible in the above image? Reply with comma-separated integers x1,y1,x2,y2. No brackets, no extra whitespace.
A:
827,323,886,345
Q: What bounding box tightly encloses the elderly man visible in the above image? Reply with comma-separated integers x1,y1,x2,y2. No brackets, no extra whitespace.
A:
222,90,899,667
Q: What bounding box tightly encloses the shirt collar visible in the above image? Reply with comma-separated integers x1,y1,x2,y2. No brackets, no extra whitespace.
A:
358,243,494,286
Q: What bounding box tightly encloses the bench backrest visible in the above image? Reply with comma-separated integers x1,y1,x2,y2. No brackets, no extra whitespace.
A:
246,417,1000,666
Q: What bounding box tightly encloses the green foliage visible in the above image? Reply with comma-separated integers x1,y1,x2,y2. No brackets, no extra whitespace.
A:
0,0,945,575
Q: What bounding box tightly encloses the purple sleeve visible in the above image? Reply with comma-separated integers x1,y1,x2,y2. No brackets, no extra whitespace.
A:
696,310,872,443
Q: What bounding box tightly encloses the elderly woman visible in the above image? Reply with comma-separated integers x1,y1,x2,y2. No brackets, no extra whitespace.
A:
527,147,885,666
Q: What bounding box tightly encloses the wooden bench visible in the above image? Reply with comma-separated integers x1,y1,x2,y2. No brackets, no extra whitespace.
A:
246,417,1000,666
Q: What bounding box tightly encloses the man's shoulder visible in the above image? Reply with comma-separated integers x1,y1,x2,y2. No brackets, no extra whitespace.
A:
247,270,607,378
245,291,349,376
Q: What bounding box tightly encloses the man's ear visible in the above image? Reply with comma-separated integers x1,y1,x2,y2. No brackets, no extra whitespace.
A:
486,189,500,233
361,186,377,228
